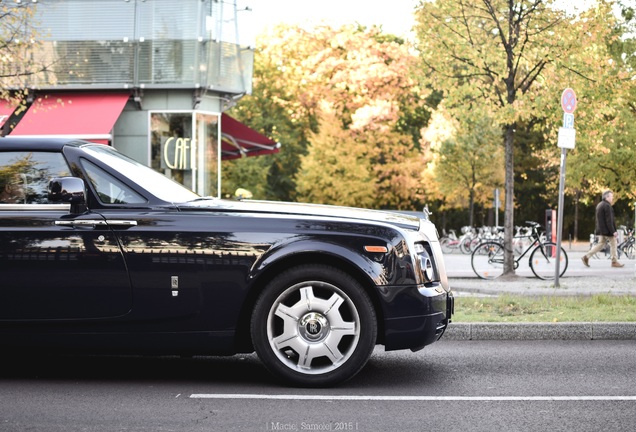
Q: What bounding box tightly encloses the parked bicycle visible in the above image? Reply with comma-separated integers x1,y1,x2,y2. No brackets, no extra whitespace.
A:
458,226,477,254
471,221,568,280
618,228,635,260
440,229,460,254
589,226,635,260
513,225,534,255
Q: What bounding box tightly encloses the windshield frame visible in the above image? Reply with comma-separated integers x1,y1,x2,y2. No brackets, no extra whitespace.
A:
81,144,200,203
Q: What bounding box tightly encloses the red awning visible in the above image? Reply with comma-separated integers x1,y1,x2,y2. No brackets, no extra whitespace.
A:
221,113,280,160
0,99,17,129
10,93,130,143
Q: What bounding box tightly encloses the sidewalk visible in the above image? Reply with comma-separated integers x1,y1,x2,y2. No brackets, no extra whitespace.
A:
449,272,636,297
441,242,636,341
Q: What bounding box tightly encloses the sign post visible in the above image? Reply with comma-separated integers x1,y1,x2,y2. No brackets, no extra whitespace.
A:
494,188,500,228
554,88,577,286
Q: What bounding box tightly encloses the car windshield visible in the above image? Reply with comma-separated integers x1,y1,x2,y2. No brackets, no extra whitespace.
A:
82,144,199,203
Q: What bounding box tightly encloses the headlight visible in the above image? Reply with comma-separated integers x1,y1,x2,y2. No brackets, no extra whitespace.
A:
419,254,435,283
414,242,436,283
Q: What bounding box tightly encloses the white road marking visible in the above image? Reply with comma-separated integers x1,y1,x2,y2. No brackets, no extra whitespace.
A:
190,394,636,401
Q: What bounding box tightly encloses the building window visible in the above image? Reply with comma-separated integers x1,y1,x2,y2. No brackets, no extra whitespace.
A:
150,111,219,197
195,113,220,198
150,112,194,190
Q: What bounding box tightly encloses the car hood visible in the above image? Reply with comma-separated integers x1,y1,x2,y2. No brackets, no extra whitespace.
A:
180,198,424,230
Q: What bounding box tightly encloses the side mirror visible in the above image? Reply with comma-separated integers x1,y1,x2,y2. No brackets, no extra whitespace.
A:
48,177,87,214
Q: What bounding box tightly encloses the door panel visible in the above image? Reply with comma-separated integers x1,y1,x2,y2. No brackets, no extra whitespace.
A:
1,150,132,321
0,209,131,320
95,210,203,321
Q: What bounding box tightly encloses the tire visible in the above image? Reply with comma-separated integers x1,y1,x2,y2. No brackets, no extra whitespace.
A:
460,237,473,254
471,241,505,279
250,264,377,387
621,243,634,260
468,237,481,253
529,242,568,280
441,237,452,254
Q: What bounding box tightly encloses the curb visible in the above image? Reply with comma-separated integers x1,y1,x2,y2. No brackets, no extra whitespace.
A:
448,276,636,298
443,322,636,341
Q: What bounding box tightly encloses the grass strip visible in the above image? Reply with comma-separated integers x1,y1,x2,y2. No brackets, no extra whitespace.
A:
454,294,636,323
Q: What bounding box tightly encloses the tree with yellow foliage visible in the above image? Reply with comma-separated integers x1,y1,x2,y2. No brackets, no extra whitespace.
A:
234,24,433,209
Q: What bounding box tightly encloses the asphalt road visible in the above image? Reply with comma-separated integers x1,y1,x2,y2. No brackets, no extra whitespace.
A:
1,341,635,432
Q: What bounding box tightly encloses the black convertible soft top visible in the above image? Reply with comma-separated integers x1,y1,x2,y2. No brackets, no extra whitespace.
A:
0,136,89,151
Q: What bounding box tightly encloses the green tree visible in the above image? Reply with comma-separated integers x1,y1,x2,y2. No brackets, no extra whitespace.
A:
414,0,627,275
536,2,636,237
431,108,504,227
566,2,636,203
513,119,556,226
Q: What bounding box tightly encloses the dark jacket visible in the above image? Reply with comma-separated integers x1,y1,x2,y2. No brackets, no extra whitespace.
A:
595,199,616,236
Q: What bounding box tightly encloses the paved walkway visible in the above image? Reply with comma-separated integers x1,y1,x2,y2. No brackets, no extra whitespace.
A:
444,242,634,277
441,242,636,341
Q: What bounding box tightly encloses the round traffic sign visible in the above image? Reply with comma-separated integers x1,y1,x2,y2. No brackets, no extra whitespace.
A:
561,88,577,114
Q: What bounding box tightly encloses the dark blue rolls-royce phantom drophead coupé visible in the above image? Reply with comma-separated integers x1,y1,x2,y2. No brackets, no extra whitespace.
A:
0,137,453,387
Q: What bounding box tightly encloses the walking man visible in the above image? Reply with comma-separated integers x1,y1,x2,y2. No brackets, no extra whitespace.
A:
582,189,624,268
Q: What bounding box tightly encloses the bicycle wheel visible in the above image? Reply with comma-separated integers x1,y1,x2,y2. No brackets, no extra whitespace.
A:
622,243,634,260
468,237,482,253
441,237,453,254
529,242,568,280
471,241,505,280
459,237,473,254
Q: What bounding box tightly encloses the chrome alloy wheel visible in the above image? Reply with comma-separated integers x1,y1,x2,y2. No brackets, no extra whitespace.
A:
266,282,360,375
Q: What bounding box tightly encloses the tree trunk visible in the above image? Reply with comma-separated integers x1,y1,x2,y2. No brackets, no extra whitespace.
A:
503,123,516,275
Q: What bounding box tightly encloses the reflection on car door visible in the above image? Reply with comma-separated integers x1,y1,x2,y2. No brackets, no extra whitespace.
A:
78,158,201,321
0,208,133,320
93,209,202,321
0,149,132,321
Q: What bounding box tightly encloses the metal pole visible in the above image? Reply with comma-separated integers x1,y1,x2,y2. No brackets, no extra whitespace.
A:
554,148,567,286
495,188,499,228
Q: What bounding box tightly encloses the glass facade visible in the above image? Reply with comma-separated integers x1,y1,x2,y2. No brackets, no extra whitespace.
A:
0,1,261,198
150,111,219,197
8,0,253,94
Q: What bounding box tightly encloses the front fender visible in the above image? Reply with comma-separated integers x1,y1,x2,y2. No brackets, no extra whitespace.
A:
250,235,418,287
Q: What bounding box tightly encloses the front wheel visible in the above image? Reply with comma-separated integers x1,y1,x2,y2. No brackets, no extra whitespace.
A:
441,237,453,254
251,264,377,387
471,241,505,279
529,242,568,280
459,237,473,254
619,243,634,260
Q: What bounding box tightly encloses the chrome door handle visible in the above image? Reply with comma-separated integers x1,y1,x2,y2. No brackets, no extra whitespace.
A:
105,220,138,227
55,220,106,227
55,220,137,227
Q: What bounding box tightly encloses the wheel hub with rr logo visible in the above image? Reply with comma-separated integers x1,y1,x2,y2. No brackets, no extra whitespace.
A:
298,312,330,342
